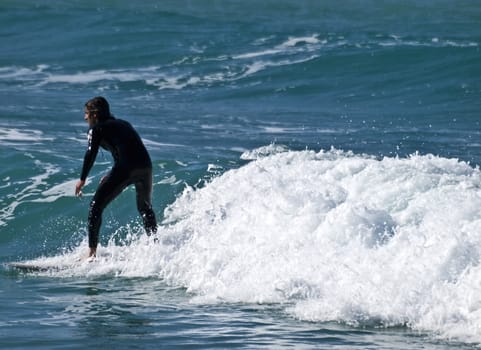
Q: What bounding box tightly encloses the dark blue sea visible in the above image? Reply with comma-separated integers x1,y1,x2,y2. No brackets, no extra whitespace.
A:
1,1,481,349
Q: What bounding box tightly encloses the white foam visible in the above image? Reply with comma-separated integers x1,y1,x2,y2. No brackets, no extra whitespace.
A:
44,66,160,85
18,148,481,344
142,138,186,149
157,175,180,185
240,143,288,160
233,34,321,60
158,148,481,343
239,55,319,80
233,49,283,60
31,179,78,203
0,127,54,145
0,160,60,226
0,65,48,80
278,34,320,48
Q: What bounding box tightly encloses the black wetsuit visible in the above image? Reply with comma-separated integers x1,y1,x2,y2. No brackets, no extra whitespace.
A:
80,116,157,248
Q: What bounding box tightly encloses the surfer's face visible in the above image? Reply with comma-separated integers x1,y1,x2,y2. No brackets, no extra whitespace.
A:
84,109,98,127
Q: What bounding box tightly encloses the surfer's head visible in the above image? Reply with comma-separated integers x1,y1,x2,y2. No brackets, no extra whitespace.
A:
84,96,112,124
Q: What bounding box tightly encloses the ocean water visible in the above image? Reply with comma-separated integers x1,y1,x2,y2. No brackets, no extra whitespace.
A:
1,0,481,348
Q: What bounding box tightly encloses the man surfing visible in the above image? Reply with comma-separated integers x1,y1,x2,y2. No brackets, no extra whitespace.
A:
75,96,157,258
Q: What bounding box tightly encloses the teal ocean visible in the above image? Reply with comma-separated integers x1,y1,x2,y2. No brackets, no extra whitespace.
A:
1,1,481,349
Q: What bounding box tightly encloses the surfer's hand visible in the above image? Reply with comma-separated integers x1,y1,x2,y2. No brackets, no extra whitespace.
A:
75,180,85,197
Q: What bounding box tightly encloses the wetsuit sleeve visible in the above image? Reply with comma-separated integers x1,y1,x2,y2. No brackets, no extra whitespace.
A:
80,128,101,181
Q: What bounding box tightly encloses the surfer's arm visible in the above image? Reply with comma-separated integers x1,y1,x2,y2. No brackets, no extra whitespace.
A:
80,128,101,181
76,128,100,196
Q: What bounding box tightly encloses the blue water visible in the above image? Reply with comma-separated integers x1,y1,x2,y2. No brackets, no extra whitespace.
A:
1,1,481,348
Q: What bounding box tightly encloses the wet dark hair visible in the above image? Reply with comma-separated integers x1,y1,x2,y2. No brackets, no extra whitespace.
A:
85,96,113,121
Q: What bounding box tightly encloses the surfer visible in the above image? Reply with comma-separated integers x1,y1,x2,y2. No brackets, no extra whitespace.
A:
75,96,157,258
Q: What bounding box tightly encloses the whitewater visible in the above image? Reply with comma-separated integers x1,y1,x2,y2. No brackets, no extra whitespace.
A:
20,148,481,344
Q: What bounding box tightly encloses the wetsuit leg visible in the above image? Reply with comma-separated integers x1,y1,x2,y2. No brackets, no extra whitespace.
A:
88,170,130,248
133,167,157,235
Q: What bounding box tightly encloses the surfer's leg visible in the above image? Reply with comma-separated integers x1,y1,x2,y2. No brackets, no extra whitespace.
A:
133,168,157,235
88,170,129,248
